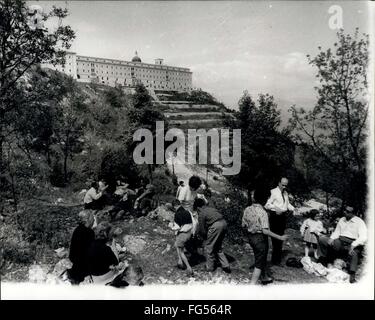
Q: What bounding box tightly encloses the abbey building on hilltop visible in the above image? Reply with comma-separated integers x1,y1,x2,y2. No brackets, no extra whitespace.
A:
45,51,193,92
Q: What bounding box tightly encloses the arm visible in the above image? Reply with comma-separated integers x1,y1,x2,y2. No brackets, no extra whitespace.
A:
197,212,206,239
88,188,102,201
262,228,287,241
287,199,295,211
264,191,276,211
330,220,342,240
351,220,367,248
241,208,249,229
300,220,307,236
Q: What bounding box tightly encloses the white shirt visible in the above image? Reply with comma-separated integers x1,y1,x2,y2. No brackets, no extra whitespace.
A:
83,187,102,204
176,185,184,199
265,187,295,214
330,216,367,248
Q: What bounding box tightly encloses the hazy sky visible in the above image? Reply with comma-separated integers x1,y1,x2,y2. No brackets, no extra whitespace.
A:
31,1,370,115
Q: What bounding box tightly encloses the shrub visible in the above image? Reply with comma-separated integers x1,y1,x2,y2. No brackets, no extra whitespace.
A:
151,170,175,195
210,186,248,244
17,202,80,249
0,240,36,270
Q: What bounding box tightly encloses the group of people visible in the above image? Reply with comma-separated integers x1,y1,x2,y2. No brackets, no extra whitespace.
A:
245,177,367,284
171,175,230,276
83,177,156,217
173,176,368,284
71,174,367,286
68,209,143,286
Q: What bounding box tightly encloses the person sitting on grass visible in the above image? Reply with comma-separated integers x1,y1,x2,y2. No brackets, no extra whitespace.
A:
84,181,108,210
85,222,119,284
194,198,231,274
170,199,194,276
242,187,288,285
300,209,326,259
67,210,95,284
134,178,156,216
318,206,367,283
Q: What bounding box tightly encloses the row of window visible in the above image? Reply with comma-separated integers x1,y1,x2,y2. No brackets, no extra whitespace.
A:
77,63,189,76
76,61,189,73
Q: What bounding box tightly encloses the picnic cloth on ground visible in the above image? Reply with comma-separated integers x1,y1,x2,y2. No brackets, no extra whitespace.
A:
300,256,350,283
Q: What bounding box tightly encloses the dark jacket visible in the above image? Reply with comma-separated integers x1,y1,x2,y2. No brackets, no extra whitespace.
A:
174,206,192,227
86,239,119,276
197,206,224,238
69,224,95,265
68,224,95,283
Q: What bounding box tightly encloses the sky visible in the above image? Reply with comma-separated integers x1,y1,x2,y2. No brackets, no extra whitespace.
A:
30,1,371,117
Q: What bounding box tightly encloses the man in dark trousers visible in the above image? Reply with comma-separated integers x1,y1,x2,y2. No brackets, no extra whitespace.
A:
194,198,231,273
265,177,296,265
68,210,95,284
318,206,367,283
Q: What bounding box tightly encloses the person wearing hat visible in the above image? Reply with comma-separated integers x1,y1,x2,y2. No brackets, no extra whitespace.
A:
318,206,367,283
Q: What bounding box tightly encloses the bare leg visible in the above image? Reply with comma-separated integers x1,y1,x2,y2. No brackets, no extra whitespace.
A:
314,248,319,259
251,267,262,285
180,248,193,275
176,247,183,266
305,245,310,257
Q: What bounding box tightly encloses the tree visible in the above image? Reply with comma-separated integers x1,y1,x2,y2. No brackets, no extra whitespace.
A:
54,80,86,184
289,29,369,213
124,84,167,181
0,0,75,205
229,91,297,195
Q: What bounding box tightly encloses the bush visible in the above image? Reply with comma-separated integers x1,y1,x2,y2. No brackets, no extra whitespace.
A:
100,144,140,190
151,170,175,195
17,202,80,249
210,187,248,244
0,240,36,270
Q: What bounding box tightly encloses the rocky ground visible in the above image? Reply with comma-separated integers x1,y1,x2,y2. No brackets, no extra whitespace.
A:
1,201,327,286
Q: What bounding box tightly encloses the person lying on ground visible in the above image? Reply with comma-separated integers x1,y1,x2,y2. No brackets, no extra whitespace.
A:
67,210,95,284
318,206,367,283
242,187,289,285
194,198,231,274
170,199,194,276
300,209,326,259
84,181,108,210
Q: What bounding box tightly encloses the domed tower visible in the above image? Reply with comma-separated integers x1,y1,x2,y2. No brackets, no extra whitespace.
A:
131,51,142,63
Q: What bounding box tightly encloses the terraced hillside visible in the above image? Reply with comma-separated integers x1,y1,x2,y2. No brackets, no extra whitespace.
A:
153,90,234,130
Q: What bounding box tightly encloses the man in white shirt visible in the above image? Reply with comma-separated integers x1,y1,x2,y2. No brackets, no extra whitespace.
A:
318,206,367,283
176,181,185,200
265,177,296,265
84,182,107,210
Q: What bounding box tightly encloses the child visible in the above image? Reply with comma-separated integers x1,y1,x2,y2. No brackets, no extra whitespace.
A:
242,187,288,285
300,209,326,259
171,199,194,276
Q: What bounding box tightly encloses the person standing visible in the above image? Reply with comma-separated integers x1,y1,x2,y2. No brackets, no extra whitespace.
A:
194,198,231,273
265,177,295,265
171,199,194,276
242,188,288,285
176,181,185,199
300,209,326,259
